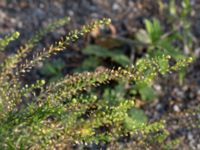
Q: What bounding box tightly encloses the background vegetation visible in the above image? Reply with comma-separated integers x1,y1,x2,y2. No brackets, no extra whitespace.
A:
0,0,199,149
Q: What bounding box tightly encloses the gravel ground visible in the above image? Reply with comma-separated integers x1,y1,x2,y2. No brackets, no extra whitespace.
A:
0,0,200,149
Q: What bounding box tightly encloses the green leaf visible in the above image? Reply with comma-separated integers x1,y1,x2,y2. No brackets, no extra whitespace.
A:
178,68,185,85
124,107,147,130
76,56,101,72
169,0,177,16
136,82,157,101
181,0,191,17
144,19,154,38
40,59,65,81
111,52,130,67
144,19,162,44
83,45,111,57
128,108,148,124
83,45,130,67
136,29,151,44
41,63,58,75
153,18,162,39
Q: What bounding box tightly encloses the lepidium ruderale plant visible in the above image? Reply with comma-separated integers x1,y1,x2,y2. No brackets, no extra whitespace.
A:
0,16,192,149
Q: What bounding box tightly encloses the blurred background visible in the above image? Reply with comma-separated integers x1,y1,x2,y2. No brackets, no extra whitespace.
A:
0,0,200,149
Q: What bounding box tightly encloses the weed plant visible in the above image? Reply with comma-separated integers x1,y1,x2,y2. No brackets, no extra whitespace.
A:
0,16,194,149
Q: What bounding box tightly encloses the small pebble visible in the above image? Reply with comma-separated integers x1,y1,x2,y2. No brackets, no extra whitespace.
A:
173,105,180,112
112,3,120,11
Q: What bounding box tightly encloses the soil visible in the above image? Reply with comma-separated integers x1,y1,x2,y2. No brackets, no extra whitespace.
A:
0,0,200,149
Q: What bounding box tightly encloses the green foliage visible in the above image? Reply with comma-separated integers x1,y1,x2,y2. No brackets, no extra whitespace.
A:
144,18,162,44
83,45,130,67
0,32,20,51
125,107,148,130
0,17,71,82
0,16,193,150
134,0,193,101
76,45,130,72
133,82,157,101
74,5,194,132
40,58,65,81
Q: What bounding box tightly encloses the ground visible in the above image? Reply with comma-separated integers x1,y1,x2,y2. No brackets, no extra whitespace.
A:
0,0,200,149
